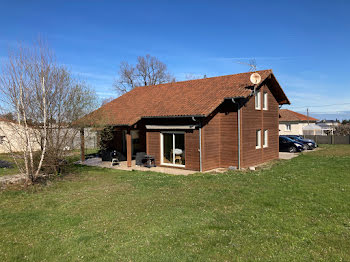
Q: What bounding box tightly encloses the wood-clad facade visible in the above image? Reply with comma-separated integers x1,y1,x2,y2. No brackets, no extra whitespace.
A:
240,84,279,168
201,102,239,171
140,83,280,171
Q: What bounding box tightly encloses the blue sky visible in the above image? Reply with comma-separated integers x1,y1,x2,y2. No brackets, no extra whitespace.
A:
1,0,350,120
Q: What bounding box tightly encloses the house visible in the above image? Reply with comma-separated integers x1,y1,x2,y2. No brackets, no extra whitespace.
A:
315,120,340,135
317,120,340,126
77,70,290,171
0,118,40,153
279,109,318,135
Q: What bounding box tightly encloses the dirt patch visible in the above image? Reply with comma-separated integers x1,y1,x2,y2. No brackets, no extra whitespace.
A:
0,173,56,190
0,174,27,189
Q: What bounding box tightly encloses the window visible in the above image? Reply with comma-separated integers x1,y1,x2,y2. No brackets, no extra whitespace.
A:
161,132,185,166
263,92,268,110
131,130,140,154
286,124,291,131
0,136,5,144
263,130,268,148
256,129,261,149
255,90,261,110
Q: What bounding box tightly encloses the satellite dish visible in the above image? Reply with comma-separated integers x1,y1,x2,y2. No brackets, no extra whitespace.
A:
250,73,261,85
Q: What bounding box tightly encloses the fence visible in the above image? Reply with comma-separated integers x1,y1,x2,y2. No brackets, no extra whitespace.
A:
303,135,350,145
71,128,98,150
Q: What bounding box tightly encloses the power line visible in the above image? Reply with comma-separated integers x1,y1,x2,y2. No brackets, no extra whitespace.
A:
285,102,350,109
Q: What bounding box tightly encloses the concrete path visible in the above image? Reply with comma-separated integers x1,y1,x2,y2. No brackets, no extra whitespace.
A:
78,157,196,175
279,152,298,160
279,147,320,160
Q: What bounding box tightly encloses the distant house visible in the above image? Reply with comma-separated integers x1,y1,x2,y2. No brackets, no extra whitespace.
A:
77,70,290,171
317,120,340,126
314,120,340,135
279,109,318,135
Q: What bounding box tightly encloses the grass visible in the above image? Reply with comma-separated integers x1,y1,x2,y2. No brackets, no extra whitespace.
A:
0,153,20,176
0,145,350,261
0,148,98,177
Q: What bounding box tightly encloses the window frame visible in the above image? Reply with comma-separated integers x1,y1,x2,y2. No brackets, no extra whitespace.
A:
255,90,261,110
285,123,291,131
160,131,185,167
256,129,261,149
263,92,268,110
263,129,268,148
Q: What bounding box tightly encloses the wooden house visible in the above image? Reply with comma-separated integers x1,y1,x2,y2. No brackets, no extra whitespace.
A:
77,70,290,171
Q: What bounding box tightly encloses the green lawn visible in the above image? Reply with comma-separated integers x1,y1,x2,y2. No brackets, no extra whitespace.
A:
0,145,350,261
0,148,98,177
0,153,20,176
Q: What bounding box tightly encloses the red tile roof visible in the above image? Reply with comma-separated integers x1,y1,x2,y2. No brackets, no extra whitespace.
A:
279,109,318,122
78,70,289,126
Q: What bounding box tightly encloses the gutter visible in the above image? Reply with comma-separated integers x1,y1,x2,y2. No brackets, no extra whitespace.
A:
199,125,202,172
238,106,241,169
141,115,205,119
232,98,241,170
192,116,203,172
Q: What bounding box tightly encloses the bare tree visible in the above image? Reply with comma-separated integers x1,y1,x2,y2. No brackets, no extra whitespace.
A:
114,54,174,94
101,97,115,106
0,40,97,183
334,124,350,136
0,112,15,121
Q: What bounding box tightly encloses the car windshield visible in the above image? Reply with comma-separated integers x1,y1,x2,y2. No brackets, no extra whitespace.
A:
282,136,296,142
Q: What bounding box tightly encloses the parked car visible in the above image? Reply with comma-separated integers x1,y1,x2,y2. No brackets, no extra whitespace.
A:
286,135,317,150
279,136,307,153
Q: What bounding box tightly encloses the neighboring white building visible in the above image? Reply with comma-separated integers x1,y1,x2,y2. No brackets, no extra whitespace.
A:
0,118,41,153
317,120,340,127
315,120,340,135
0,118,98,153
279,109,318,135
302,124,323,135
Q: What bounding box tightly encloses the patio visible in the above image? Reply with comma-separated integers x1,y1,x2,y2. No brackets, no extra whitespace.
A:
77,157,196,175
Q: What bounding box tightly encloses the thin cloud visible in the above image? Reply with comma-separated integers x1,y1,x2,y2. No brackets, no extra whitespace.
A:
176,72,207,81
96,91,117,97
72,71,113,81
0,56,7,62
210,56,298,62
285,100,350,114
308,111,350,121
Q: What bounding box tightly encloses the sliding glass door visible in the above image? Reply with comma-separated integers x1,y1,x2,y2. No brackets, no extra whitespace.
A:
162,133,173,164
161,132,185,167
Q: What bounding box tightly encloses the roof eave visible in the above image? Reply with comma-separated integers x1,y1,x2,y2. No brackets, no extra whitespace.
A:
279,120,318,123
268,73,291,105
141,114,206,119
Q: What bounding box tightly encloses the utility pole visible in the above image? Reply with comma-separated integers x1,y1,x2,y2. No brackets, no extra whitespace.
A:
307,108,309,125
